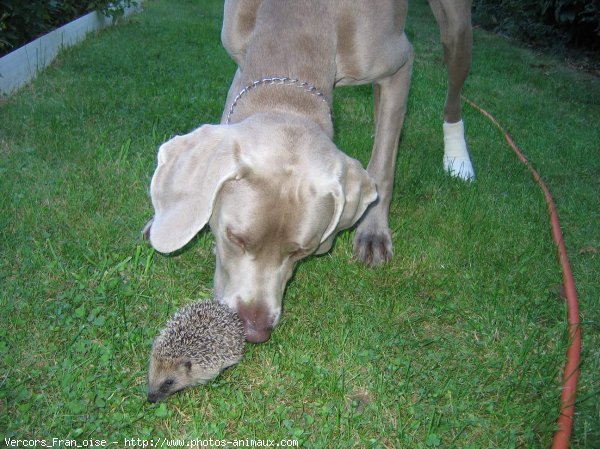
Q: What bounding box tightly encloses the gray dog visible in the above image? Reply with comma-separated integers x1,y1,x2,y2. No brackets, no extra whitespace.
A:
145,0,474,342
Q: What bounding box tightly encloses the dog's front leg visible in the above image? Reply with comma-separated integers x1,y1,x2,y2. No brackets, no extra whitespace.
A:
353,34,414,267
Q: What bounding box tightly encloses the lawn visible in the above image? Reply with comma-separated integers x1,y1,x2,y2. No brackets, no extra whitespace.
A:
1,0,598,447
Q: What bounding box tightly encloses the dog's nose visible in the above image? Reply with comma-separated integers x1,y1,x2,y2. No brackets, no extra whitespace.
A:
235,300,274,344
243,324,272,343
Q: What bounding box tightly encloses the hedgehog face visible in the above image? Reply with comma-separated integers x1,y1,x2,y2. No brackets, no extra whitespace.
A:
147,356,189,403
147,355,221,403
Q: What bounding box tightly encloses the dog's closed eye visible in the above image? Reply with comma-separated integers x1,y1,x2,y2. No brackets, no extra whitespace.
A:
226,227,246,252
289,247,309,260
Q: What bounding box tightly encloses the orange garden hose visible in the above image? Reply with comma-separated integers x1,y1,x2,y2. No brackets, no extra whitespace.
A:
463,97,581,448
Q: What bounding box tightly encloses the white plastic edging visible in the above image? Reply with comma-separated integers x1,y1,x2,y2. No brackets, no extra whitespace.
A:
0,5,141,96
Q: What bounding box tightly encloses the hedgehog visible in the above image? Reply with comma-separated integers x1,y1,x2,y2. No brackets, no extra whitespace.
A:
147,300,245,403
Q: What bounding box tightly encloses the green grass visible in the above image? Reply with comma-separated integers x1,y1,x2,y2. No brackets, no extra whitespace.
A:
1,0,599,447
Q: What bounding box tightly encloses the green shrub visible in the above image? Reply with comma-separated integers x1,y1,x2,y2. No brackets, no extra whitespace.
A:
473,0,600,50
0,0,136,57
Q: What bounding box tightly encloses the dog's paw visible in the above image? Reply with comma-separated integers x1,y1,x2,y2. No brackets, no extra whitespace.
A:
443,120,475,182
443,155,475,181
353,229,393,267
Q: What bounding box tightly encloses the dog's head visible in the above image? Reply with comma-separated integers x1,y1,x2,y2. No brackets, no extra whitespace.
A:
145,114,376,342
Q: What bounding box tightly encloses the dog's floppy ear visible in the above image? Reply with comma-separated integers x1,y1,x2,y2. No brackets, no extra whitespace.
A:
317,153,377,253
148,124,243,253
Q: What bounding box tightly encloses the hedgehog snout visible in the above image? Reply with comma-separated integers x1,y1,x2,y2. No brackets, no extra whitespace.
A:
147,391,160,403
147,383,170,403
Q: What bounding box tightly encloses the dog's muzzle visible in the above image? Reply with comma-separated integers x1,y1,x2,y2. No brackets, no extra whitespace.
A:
235,300,275,343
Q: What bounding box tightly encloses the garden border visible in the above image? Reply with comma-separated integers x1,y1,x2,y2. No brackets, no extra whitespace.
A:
0,3,142,96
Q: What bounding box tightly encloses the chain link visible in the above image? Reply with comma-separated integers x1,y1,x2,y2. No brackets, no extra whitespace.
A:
225,76,331,124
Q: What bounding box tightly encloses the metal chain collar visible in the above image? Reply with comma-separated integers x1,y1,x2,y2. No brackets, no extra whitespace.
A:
225,76,331,124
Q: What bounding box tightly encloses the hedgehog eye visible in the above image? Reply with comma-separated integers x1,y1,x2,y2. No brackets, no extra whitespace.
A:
160,379,175,393
184,361,192,371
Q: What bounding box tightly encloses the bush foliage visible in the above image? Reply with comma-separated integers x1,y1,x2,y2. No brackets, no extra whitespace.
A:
473,0,600,50
1,1,598,58
0,0,136,57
